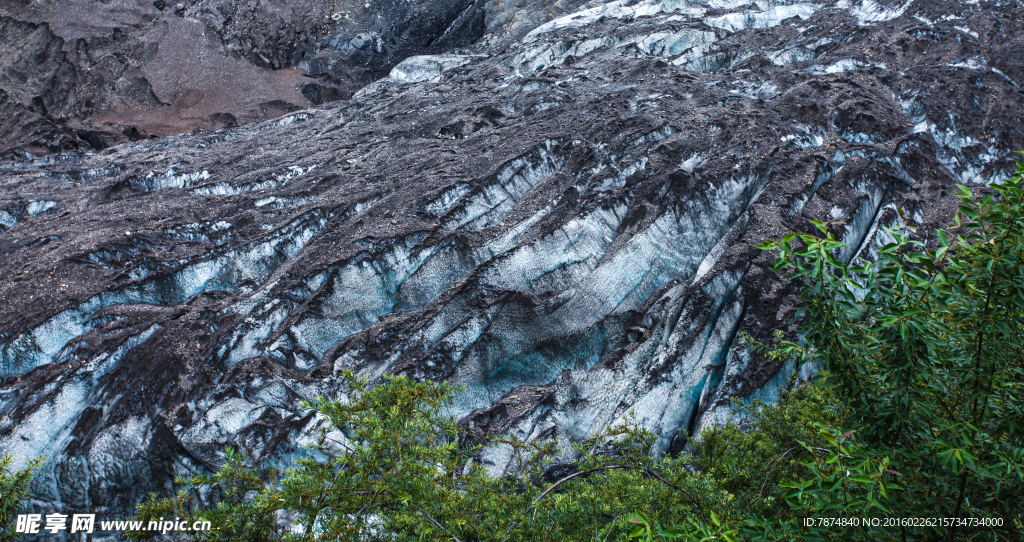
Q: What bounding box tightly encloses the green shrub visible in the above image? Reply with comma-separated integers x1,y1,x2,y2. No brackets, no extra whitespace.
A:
126,372,856,541
746,162,1024,540
1,454,41,542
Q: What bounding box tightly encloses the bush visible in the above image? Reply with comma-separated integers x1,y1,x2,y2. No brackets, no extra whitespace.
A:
741,162,1024,541
1,455,41,542
131,372,724,541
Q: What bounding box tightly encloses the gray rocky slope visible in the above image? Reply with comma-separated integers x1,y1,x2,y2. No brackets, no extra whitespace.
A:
1,0,1023,535
0,0,595,154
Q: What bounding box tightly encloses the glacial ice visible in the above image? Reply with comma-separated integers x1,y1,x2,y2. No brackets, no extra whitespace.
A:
954,26,980,39
440,140,565,230
236,232,450,362
990,68,1019,87
276,112,315,126
629,126,676,148
424,184,471,216
74,415,155,508
478,203,627,294
514,38,620,72
522,0,775,41
523,0,641,40
355,55,480,97
129,168,212,192
769,46,819,66
552,189,748,324
0,209,18,228
680,153,707,173
179,397,270,465
810,58,869,74
193,179,283,197
780,124,828,148
470,265,751,471
401,168,766,436
838,0,916,24
514,0,850,75
594,157,648,192
26,200,57,216
166,221,234,244
705,4,820,32
256,195,317,209
900,97,1011,186
837,176,885,264
0,326,160,469
727,81,780,101
627,276,745,454
389,55,478,84
1,209,329,377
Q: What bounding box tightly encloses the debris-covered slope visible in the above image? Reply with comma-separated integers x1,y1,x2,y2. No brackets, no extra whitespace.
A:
1,0,1022,534
0,0,593,155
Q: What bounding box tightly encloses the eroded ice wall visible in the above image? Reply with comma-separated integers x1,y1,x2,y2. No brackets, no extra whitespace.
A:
0,0,1021,532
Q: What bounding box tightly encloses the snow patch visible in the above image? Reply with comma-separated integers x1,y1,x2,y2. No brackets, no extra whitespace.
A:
838,0,915,24
705,4,820,32
26,201,57,216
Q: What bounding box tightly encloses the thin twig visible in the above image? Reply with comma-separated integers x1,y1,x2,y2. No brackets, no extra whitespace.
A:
600,515,620,542
531,465,628,506
759,447,800,497
322,435,356,453
418,508,463,542
643,467,709,523
529,465,630,519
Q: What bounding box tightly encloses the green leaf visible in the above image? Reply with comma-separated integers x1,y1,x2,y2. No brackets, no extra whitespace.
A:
657,526,685,538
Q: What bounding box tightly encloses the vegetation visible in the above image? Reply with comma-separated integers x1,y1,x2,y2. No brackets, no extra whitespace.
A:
1,455,41,542
726,164,1024,540
125,166,1024,541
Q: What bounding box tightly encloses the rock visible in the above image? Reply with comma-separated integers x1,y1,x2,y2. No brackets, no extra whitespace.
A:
0,0,492,156
0,0,1022,533
0,0,666,158
209,112,238,129
0,0,652,157
301,84,346,105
